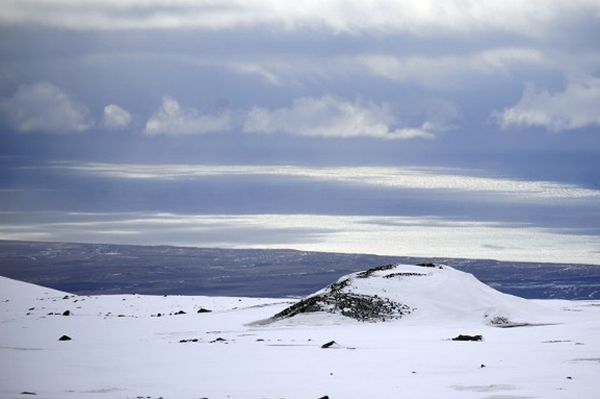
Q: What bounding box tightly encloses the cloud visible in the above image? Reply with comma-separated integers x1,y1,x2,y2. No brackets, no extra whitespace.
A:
0,82,92,134
144,97,232,135
243,96,435,139
103,104,132,129
498,76,600,132
359,48,545,88
163,47,547,90
1,0,599,38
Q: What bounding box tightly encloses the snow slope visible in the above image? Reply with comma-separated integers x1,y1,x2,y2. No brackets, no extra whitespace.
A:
1,267,599,399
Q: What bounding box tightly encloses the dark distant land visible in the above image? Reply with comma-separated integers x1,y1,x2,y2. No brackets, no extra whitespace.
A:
1,240,599,299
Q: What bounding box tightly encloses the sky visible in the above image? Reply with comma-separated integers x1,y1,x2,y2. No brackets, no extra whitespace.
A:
0,1,599,264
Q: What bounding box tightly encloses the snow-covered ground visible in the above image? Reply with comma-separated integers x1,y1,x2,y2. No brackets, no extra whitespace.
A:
1,265,599,399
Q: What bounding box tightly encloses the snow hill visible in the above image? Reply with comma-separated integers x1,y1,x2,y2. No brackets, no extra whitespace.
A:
268,263,551,326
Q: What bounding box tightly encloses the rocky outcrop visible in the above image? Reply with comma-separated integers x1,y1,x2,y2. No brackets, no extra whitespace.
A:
268,264,416,323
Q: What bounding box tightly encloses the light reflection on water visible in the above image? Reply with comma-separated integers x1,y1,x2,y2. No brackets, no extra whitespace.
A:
1,212,599,265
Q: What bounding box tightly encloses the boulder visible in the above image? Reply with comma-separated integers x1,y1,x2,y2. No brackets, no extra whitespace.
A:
451,334,483,342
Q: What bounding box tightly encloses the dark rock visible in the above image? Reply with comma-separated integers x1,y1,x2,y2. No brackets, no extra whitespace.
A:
28,307,35,311
58,335,72,341
272,291,412,322
20,392,37,395
356,264,396,278
566,376,573,380
321,341,336,349
197,308,212,313
210,337,227,343
452,334,483,342
62,295,69,300
318,396,330,399
174,310,186,315
62,310,71,316
383,272,427,279
489,316,511,326
480,364,486,368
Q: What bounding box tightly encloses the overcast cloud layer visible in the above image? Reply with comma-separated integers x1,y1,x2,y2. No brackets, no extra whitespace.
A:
0,1,599,262
2,0,600,35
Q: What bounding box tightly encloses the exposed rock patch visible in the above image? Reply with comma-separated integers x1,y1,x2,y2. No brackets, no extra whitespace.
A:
452,334,483,342
272,291,412,322
355,264,396,278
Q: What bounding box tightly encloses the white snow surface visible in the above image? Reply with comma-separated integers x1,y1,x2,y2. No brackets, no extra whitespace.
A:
1,265,599,399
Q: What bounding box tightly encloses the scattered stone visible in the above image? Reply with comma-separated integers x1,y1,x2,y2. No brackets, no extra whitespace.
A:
117,314,126,317
20,392,37,395
566,376,573,380
321,341,336,349
62,295,69,300
58,335,72,341
480,364,486,368
256,338,265,342
62,310,71,316
179,338,199,343
28,307,35,311
210,337,227,343
197,308,212,313
318,396,330,399
174,310,186,315
452,334,483,342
